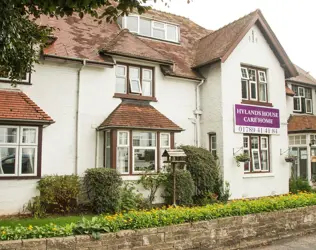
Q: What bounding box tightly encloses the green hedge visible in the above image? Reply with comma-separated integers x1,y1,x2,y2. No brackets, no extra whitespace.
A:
2,192,316,241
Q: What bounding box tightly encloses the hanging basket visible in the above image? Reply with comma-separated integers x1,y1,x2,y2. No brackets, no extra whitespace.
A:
285,156,296,163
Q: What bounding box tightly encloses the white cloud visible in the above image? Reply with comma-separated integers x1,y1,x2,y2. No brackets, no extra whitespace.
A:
151,0,316,77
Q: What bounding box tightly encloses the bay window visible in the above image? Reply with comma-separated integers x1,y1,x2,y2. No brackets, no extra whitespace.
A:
240,66,268,103
292,85,312,114
243,135,270,173
0,126,39,177
115,63,154,98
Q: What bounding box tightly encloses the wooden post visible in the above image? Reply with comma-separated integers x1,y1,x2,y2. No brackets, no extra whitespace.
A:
172,162,176,207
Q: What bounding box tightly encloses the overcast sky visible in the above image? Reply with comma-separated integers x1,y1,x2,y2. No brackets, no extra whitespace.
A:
151,0,316,77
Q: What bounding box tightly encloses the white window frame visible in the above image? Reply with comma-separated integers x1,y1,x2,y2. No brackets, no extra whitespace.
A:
160,133,170,171
259,82,267,102
117,131,130,174
243,136,250,173
130,79,142,94
241,79,248,100
306,99,313,114
125,15,139,33
210,134,217,157
105,130,111,168
132,131,157,174
241,67,249,79
293,96,302,112
0,126,38,177
252,150,261,171
260,136,269,172
250,81,258,101
248,69,257,82
258,70,267,83
115,65,127,94
142,69,153,97
0,73,30,83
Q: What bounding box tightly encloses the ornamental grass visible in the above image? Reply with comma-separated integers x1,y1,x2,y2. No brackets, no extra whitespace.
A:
2,192,316,241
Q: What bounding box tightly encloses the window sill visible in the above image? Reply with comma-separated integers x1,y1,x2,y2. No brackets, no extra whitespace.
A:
243,173,274,178
0,176,40,180
113,93,157,102
241,100,273,107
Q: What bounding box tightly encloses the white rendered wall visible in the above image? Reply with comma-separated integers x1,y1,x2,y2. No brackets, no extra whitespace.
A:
220,24,290,199
0,57,197,214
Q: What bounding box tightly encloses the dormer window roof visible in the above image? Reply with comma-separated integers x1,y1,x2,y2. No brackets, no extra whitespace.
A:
117,15,180,43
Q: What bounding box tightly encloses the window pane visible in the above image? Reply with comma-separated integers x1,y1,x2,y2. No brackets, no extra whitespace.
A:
301,135,306,144
0,127,17,144
241,80,248,99
130,79,141,93
140,18,151,36
142,80,152,96
130,67,140,79
305,88,312,99
244,149,250,172
251,136,259,149
106,148,111,168
241,68,249,79
289,136,294,145
161,134,170,147
0,147,16,174
153,22,164,29
250,82,257,99
259,83,267,102
22,128,37,144
306,99,312,113
292,85,298,96
248,69,256,81
115,78,126,94
153,28,165,39
298,87,305,97
294,97,301,111
261,150,268,171
243,137,249,148
261,137,268,149
166,25,177,41
118,132,128,146
106,131,111,147
134,149,155,172
117,16,123,28
133,132,156,147
211,135,216,149
126,16,138,32
259,71,267,82
252,151,260,170
116,65,126,76
21,148,35,174
117,147,129,173
143,69,152,80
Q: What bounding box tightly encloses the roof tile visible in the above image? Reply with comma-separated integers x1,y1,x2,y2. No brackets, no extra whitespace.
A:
288,115,316,132
287,65,316,85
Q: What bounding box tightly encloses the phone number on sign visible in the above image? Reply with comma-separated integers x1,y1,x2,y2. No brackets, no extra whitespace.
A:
235,126,279,134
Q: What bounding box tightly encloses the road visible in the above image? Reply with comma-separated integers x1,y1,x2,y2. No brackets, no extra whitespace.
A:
250,234,316,249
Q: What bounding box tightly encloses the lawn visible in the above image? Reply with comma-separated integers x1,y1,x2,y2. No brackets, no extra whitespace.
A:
0,214,94,228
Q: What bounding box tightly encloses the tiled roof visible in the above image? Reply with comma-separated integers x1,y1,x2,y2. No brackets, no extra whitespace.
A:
288,115,316,132
194,10,258,68
287,65,316,85
99,101,182,131
286,86,295,96
0,89,54,123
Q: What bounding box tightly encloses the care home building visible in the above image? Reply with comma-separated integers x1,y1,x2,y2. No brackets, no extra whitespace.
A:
0,8,311,214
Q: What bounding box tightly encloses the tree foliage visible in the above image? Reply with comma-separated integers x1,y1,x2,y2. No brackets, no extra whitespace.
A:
0,0,188,82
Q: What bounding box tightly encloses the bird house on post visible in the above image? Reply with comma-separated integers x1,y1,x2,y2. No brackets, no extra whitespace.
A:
162,149,187,206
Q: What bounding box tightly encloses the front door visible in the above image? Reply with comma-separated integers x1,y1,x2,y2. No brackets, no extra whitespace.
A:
311,148,316,181
291,147,308,179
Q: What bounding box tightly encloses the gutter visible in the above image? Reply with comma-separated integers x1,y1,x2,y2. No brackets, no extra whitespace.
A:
194,79,205,147
75,59,86,176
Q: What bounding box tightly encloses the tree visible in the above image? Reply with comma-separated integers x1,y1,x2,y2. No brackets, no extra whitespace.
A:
0,0,188,82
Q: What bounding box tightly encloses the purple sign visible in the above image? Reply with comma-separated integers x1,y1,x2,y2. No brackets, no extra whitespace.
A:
234,104,280,135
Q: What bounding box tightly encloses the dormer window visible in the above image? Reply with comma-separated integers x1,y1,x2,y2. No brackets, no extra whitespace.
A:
118,15,179,43
115,63,154,99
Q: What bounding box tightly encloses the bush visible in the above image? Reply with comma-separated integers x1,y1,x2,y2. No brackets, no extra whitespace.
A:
119,182,144,212
3,192,316,241
84,168,122,214
163,169,194,205
289,177,312,194
26,175,80,215
181,146,227,203
138,172,167,207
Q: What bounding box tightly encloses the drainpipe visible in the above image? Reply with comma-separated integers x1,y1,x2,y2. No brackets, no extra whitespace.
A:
195,79,205,147
75,60,86,175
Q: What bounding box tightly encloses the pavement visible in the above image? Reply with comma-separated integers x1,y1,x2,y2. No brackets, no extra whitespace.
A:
250,234,316,249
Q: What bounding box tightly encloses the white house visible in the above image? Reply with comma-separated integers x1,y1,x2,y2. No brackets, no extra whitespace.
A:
0,8,308,214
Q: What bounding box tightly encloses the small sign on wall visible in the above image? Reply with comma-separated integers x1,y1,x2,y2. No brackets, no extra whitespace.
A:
234,104,280,135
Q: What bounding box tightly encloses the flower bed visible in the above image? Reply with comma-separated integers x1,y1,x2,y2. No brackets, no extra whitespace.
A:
2,192,316,241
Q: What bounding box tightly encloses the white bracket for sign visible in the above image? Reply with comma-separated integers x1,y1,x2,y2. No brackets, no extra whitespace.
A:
233,147,243,156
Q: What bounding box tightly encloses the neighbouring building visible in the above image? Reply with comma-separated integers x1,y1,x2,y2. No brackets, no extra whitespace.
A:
0,7,312,214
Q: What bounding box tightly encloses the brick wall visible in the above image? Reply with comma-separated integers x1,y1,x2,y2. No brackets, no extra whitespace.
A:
2,205,316,250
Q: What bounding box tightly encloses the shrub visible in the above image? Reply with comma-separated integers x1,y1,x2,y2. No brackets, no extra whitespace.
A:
138,172,167,207
289,177,312,194
181,146,227,203
84,168,122,214
119,182,144,212
163,169,194,205
30,175,80,215
3,192,316,241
